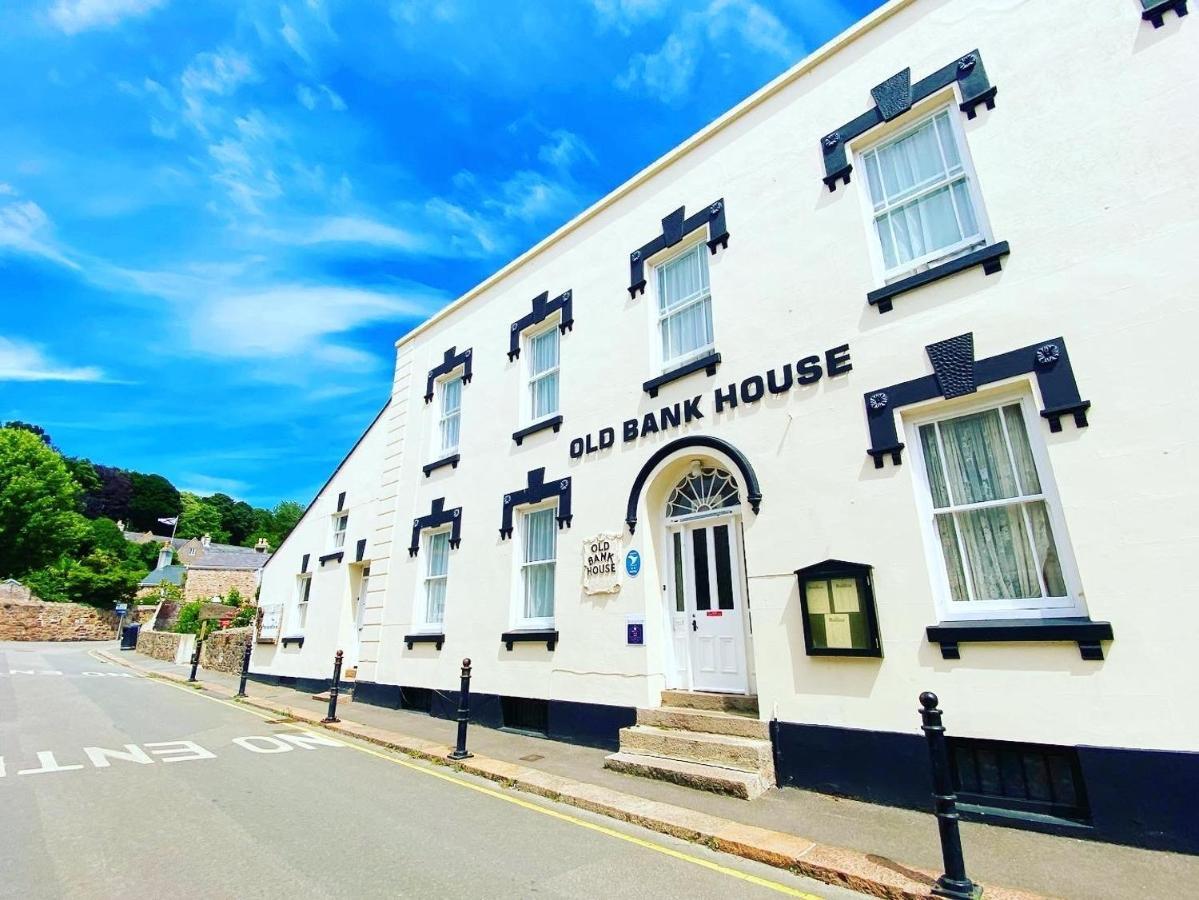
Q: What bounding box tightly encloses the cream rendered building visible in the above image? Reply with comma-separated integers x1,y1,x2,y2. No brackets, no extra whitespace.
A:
251,0,1197,853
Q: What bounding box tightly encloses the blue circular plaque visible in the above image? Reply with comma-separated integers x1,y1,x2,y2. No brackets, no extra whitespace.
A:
625,550,641,578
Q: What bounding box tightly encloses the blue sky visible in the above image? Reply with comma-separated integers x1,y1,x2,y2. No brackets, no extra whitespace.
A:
0,0,879,507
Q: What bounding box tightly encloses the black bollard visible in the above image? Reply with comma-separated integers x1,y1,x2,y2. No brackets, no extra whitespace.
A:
919,692,981,900
321,650,344,723
188,638,202,683
448,658,473,761
235,640,253,698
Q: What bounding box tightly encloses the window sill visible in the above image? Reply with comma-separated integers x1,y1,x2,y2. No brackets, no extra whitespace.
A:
867,241,1010,313
319,551,343,566
281,635,305,648
926,617,1113,661
404,633,445,650
512,414,563,446
423,453,460,478
502,629,558,651
643,351,721,398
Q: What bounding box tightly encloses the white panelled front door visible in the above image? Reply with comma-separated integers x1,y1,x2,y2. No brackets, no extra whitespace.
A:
349,565,369,669
668,517,749,694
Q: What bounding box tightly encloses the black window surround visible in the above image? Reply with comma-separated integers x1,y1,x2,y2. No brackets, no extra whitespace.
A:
408,497,463,557
512,414,564,446
424,346,473,404
927,618,1114,661
862,333,1090,468
867,241,1010,314
1142,0,1188,28
336,491,346,511
508,290,573,361
499,467,572,539
355,538,366,562
627,199,729,298
404,633,445,650
819,50,997,192
422,453,460,478
281,635,305,648
318,551,343,566
300,553,310,573
502,629,558,651
643,351,721,398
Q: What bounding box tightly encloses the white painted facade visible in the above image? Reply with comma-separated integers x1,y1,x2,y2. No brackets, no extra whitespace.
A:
252,0,1197,842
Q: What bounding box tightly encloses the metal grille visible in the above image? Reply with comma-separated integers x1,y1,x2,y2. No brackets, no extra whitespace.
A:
949,736,1089,822
501,696,549,736
399,686,432,713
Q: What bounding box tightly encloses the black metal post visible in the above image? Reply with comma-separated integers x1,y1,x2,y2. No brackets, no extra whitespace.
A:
235,640,253,698
321,650,343,723
448,657,473,760
188,637,202,683
919,692,981,900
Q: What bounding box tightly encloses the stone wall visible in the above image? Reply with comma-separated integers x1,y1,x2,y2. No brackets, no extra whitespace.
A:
132,605,158,625
0,581,35,603
184,568,259,602
136,629,188,662
0,600,120,641
201,627,253,673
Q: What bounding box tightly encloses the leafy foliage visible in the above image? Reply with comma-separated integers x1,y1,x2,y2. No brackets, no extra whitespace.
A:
84,465,134,522
126,472,181,532
173,600,204,635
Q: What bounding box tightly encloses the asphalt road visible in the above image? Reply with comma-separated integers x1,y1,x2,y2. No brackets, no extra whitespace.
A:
0,642,859,900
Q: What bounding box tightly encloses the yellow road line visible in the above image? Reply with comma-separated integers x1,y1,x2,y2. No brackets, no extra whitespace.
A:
131,664,824,898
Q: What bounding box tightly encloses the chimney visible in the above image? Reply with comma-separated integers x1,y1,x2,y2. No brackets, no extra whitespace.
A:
116,520,126,532
201,533,211,549
255,537,270,553
157,540,173,570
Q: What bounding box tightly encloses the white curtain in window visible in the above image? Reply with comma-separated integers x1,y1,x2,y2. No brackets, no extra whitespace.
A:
529,329,559,419
523,507,556,620
440,377,462,451
658,246,713,363
425,531,449,624
920,405,1066,602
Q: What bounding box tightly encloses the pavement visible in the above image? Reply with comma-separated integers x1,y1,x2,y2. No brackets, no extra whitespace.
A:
1,641,872,900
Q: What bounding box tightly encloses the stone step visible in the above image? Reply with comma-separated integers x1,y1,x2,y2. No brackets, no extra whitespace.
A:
637,706,770,740
659,690,759,715
604,751,772,800
311,688,353,703
618,725,774,775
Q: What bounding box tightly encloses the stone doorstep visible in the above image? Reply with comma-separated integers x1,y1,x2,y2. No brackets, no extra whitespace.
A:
604,751,772,801
618,724,775,775
636,705,771,740
659,689,760,715
93,652,1045,900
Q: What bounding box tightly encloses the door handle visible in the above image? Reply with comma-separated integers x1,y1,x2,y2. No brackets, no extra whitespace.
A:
691,619,698,632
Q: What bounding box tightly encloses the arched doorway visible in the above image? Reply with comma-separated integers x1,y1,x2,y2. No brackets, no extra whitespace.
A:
662,461,751,694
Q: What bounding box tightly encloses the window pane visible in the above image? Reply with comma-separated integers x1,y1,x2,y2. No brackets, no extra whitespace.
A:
442,377,462,414
672,531,685,613
876,117,948,202
956,505,1041,600
524,562,555,619
919,424,951,509
934,111,961,169
529,329,558,376
864,152,885,211
936,515,970,602
1027,501,1067,596
425,577,446,624
880,184,964,267
658,245,709,312
440,411,460,452
875,217,898,270
1002,405,1042,495
524,508,556,563
950,179,978,242
691,529,711,611
661,297,713,363
939,409,1020,505
713,524,734,611
531,371,559,419
427,531,450,577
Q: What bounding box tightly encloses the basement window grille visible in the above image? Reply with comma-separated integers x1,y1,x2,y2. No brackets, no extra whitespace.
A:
399,686,432,713
501,696,549,737
948,736,1090,823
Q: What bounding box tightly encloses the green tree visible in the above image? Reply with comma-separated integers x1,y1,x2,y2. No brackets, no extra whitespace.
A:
84,517,129,557
3,421,53,446
176,492,229,542
0,428,89,578
126,472,181,532
173,600,203,635
225,500,256,545
24,550,142,608
64,457,102,506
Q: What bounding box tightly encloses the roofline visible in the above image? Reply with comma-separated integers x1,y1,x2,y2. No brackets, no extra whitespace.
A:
266,400,391,562
395,0,913,349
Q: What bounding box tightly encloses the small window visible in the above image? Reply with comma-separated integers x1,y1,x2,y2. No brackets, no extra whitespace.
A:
332,512,348,549
438,375,463,455
656,242,714,369
519,505,556,627
912,397,1081,618
526,327,560,421
295,575,312,630
950,737,1090,823
422,530,450,629
861,107,988,282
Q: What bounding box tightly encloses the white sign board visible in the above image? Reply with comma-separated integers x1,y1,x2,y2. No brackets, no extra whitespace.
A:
258,603,283,643
582,533,622,595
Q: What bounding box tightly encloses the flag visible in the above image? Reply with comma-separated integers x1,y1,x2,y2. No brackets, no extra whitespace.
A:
158,517,178,526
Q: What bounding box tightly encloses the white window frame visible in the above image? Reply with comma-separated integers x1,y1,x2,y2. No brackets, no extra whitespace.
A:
433,372,464,459
523,321,561,425
905,387,1086,622
511,499,557,630
331,511,348,550
647,237,715,373
293,574,312,631
413,527,451,633
855,101,993,285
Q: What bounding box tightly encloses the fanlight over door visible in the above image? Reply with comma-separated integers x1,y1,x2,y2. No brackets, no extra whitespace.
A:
666,462,740,521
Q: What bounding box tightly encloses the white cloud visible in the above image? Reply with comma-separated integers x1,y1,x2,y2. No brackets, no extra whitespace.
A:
0,338,109,383
302,216,424,250
49,0,167,34
279,5,310,60
296,84,318,110
537,129,595,170
296,82,346,111
618,33,694,102
0,197,78,269
177,474,250,497
180,48,255,132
